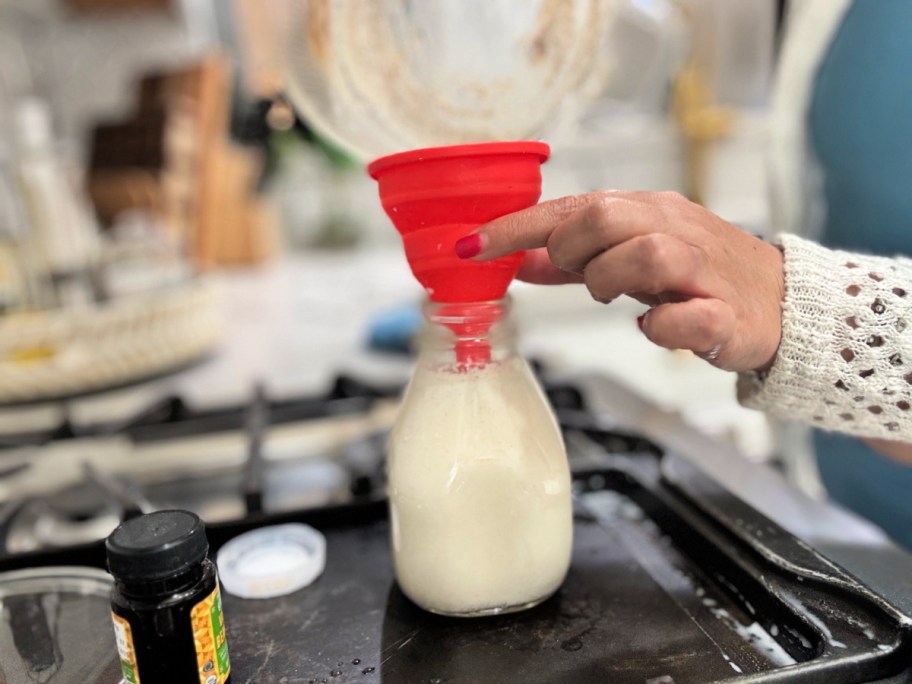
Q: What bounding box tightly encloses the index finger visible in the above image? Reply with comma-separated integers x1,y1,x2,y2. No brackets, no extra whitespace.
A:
466,193,602,260
464,190,661,261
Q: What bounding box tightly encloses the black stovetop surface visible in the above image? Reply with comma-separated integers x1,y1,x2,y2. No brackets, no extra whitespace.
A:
0,378,909,683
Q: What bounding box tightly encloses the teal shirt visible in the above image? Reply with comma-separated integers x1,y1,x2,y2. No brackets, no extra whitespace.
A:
808,0,912,549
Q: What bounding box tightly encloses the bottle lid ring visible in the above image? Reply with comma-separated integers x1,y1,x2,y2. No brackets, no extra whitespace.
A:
216,524,326,600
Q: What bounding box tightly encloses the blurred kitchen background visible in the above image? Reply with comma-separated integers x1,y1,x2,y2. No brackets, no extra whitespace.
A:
0,0,822,553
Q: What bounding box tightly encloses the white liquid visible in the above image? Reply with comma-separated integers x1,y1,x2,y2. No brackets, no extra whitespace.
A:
388,356,572,616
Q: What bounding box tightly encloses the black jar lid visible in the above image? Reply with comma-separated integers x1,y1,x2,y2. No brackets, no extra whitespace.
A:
106,510,208,582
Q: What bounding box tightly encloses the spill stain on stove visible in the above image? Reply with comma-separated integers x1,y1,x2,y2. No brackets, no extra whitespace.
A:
645,676,676,684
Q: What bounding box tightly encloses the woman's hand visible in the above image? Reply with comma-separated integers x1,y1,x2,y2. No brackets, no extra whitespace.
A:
455,191,785,373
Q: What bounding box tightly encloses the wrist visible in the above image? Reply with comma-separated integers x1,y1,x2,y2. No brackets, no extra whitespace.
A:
751,240,785,373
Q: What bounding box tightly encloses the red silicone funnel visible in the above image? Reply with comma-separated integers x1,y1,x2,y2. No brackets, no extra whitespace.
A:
368,141,550,304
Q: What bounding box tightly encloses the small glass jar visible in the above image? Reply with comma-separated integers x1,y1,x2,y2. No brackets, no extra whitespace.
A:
388,299,572,617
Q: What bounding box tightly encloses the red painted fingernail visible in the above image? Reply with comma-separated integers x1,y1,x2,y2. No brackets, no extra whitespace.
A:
636,314,646,331
455,234,483,259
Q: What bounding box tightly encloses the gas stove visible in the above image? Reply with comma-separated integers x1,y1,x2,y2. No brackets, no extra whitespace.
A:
0,374,407,557
0,369,617,558
0,371,909,684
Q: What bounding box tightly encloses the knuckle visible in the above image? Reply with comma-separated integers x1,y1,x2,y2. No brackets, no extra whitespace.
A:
658,190,687,206
636,233,673,271
583,264,613,304
586,190,615,204
691,304,725,348
584,197,617,237
546,196,582,223
634,234,701,294
547,193,598,225
639,232,668,256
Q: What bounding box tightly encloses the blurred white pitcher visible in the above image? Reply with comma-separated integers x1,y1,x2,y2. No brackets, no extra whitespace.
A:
283,0,620,159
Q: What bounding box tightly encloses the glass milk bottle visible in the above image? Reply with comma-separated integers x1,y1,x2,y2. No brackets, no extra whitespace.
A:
388,299,572,617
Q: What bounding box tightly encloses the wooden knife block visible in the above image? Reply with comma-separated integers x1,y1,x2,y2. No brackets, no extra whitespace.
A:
88,53,278,269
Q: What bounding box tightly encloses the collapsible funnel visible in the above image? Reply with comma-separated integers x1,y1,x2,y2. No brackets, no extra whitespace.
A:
368,141,550,303
369,142,549,365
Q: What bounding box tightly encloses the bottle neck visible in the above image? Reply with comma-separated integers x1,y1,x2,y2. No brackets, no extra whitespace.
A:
420,298,517,368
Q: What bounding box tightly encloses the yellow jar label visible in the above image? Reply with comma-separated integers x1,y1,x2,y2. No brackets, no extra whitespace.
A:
191,584,231,684
111,612,141,684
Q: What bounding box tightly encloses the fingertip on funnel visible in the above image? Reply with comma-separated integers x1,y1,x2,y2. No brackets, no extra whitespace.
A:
368,141,550,304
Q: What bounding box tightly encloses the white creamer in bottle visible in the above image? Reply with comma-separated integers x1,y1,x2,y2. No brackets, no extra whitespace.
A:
388,300,572,616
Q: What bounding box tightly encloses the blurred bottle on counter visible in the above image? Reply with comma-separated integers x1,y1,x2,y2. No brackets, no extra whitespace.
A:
11,97,99,309
0,143,31,314
387,299,573,617
107,510,231,684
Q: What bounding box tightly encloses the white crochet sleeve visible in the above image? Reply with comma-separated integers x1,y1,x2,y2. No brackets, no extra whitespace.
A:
738,233,912,440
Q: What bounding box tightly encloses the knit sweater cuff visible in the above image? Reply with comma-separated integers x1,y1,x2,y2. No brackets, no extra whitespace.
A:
738,234,912,440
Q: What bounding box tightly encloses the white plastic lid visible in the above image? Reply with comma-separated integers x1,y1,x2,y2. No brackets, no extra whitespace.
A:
216,524,326,600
